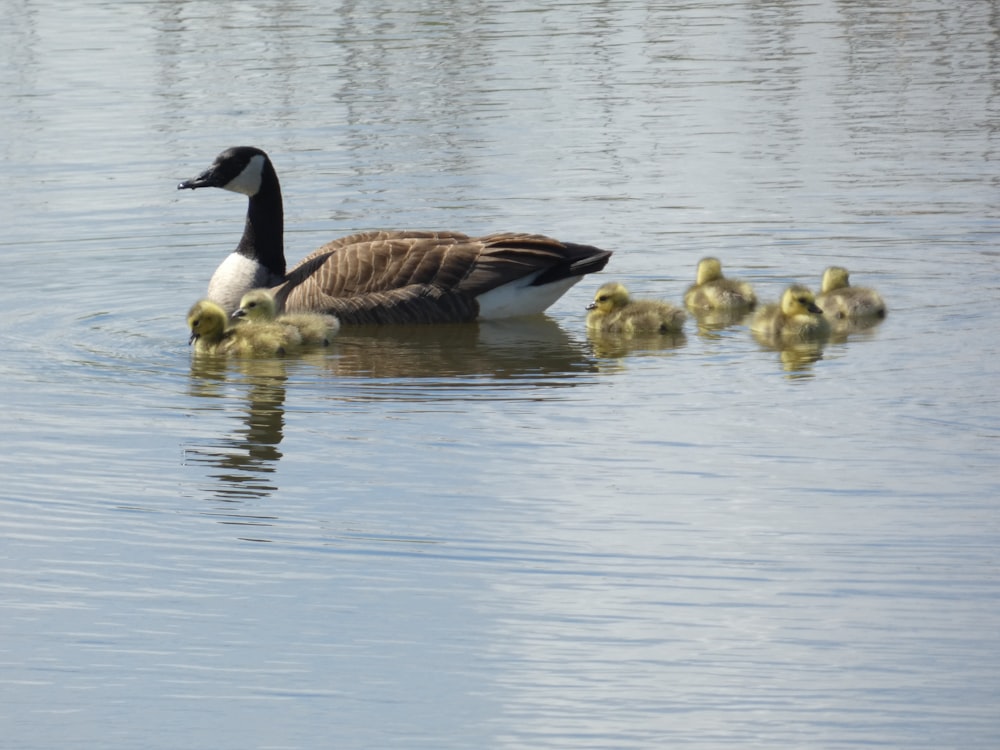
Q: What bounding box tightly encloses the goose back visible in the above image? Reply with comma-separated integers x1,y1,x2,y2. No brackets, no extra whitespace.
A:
272,231,612,325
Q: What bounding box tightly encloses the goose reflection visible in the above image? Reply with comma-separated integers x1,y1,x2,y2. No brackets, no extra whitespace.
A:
184,317,599,501
322,316,598,381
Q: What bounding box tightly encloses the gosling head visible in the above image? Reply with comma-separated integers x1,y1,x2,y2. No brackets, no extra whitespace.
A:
695,257,724,285
781,285,823,316
232,288,279,323
187,299,229,345
821,266,851,293
587,282,631,314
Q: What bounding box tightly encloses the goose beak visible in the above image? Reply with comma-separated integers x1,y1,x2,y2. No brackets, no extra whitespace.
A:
178,168,216,190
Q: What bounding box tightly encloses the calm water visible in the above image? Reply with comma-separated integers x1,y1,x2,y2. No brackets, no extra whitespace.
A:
2,1,999,748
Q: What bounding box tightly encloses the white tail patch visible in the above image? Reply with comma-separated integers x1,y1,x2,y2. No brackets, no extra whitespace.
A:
475,274,583,319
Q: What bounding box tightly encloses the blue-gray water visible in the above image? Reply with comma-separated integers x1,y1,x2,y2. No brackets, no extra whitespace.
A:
2,2,999,748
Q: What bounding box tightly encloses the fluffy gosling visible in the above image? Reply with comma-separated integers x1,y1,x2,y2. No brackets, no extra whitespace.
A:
187,299,302,356
684,257,757,311
750,285,830,340
233,289,341,346
816,266,887,321
586,282,686,335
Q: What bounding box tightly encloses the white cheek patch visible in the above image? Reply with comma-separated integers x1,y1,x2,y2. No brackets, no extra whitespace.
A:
223,154,266,196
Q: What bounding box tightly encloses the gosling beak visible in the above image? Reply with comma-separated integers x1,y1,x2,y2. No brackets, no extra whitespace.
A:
188,331,199,345
231,309,246,321
807,302,823,314
586,302,597,310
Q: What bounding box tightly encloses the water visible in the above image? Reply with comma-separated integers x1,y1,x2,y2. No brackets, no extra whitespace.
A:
2,1,999,748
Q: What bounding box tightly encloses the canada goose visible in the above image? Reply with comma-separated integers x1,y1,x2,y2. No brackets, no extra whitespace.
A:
816,266,887,320
178,147,613,323
187,299,302,356
684,257,757,311
586,281,686,335
233,289,340,346
750,285,831,340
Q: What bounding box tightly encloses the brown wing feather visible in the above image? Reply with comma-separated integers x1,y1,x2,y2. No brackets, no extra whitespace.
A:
463,234,611,291
276,282,479,325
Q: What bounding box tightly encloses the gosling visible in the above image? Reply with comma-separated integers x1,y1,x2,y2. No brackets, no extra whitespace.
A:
816,266,887,321
684,257,757,311
233,289,341,346
586,282,686,335
187,299,302,356
750,285,831,340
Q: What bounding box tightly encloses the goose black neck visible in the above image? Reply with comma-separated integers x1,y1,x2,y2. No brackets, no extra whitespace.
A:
236,159,286,278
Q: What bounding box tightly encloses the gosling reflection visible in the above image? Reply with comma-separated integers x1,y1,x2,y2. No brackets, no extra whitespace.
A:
689,307,754,337
586,329,687,359
826,313,887,344
762,339,827,374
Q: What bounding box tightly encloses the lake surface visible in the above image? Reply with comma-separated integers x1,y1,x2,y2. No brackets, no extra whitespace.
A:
2,1,999,748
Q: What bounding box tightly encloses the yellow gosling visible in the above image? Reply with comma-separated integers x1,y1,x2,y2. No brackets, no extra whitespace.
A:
187,299,302,356
750,285,831,340
586,281,686,335
816,266,887,321
233,289,341,346
684,257,757,311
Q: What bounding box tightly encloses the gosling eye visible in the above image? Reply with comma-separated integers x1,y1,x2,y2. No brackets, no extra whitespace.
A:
797,296,809,305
